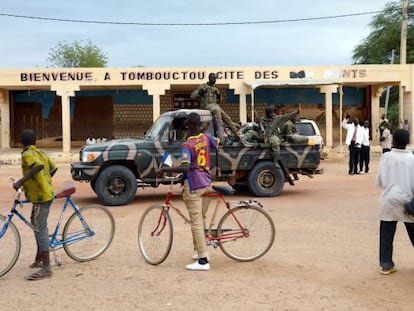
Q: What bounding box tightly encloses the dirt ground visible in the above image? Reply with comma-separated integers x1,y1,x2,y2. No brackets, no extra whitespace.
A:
1,156,414,311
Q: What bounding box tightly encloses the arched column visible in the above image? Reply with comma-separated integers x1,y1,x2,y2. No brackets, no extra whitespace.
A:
51,85,79,155
319,85,338,148
401,84,414,144
231,84,250,124
405,67,414,144
145,84,169,121
0,89,10,148
371,85,383,143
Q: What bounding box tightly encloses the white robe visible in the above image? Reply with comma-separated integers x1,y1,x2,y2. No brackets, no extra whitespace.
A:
375,148,414,222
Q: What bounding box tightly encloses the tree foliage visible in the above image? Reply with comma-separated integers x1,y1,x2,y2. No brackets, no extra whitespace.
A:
352,1,414,128
353,0,414,64
47,40,108,67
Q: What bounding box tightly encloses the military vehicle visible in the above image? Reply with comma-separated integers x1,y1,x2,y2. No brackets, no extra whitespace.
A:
71,109,323,206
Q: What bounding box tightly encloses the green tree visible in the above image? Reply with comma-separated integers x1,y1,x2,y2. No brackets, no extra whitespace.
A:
47,39,108,67
353,0,414,64
352,1,414,129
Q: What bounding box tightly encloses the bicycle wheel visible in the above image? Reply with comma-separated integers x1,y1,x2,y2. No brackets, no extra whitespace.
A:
138,205,173,265
63,204,115,262
0,215,21,277
217,205,275,262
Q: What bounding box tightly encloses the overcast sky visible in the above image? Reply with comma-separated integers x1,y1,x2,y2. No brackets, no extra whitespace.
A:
0,0,394,68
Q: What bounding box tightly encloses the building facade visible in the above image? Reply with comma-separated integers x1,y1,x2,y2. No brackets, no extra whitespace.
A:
0,65,412,156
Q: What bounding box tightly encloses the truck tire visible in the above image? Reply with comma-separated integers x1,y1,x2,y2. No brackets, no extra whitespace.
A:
247,162,284,197
95,165,137,206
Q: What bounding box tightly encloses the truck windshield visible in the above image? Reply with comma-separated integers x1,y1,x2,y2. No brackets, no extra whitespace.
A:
145,115,170,139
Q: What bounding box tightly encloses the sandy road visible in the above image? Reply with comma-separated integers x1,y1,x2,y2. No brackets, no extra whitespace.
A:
0,157,413,311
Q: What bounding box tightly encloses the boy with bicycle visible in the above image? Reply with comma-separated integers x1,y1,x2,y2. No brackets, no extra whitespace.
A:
156,112,218,271
13,129,57,280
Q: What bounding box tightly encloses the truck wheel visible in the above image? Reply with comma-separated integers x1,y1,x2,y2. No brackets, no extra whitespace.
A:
247,162,284,197
95,165,137,206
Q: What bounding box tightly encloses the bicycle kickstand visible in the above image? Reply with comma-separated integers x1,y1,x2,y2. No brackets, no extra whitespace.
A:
51,248,63,267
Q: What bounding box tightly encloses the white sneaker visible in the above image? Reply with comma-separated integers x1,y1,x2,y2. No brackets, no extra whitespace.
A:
185,261,210,271
192,254,210,261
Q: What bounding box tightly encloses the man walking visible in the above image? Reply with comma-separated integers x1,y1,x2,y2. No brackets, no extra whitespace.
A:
375,129,414,275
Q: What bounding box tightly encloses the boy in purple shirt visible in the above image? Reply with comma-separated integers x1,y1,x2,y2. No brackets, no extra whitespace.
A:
156,112,218,271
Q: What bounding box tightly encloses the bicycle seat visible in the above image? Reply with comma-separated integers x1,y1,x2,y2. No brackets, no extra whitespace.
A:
212,184,235,195
55,181,76,198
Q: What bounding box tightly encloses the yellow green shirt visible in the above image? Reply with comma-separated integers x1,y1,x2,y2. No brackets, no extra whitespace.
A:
21,145,56,203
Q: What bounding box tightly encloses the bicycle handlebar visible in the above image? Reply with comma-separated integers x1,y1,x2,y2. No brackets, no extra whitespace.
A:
162,173,183,182
9,177,23,200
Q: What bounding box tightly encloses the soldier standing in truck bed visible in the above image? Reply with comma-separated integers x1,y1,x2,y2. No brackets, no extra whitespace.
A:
191,73,239,142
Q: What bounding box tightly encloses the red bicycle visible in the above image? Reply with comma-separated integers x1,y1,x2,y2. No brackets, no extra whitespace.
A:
137,174,275,265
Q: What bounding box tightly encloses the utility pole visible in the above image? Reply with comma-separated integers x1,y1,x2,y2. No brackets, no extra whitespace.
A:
384,49,395,118
401,0,408,64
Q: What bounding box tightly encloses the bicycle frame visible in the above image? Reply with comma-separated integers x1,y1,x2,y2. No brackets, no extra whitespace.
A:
0,192,94,249
158,188,249,244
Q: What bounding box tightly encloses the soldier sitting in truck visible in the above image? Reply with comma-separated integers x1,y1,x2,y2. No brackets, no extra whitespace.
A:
279,114,298,140
243,107,300,158
279,114,310,145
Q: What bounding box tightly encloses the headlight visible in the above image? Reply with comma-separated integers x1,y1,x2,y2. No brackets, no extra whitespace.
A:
81,151,102,162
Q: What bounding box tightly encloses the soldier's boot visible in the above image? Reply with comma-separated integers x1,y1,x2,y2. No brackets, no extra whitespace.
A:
274,153,294,186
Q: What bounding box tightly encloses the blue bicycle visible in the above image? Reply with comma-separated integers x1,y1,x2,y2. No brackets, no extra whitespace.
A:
0,180,115,278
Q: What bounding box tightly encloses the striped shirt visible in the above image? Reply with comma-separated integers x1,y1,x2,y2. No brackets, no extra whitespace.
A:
181,133,218,191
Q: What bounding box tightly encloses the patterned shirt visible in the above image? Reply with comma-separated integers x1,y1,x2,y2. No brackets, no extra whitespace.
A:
21,145,56,203
181,133,218,191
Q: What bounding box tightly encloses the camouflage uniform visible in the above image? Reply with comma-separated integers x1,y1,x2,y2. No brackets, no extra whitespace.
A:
279,119,297,139
191,83,238,136
242,122,263,145
264,110,299,160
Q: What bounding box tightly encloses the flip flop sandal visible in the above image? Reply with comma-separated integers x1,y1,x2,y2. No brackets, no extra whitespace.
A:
26,270,52,281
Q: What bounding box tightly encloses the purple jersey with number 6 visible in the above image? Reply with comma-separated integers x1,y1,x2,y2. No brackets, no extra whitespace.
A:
181,133,218,191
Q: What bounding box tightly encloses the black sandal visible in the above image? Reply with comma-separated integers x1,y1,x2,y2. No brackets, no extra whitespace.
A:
26,268,52,281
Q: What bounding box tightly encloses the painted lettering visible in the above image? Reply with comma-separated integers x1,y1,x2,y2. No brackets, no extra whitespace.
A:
20,72,93,82
118,70,248,81
342,69,367,78
254,70,278,79
215,71,244,80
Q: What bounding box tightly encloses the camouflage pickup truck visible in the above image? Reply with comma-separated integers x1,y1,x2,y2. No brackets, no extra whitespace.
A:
71,109,323,206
